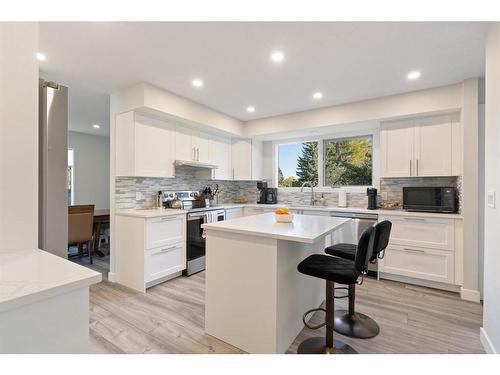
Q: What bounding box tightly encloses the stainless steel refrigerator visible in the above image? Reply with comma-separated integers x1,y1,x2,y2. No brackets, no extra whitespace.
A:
39,79,68,258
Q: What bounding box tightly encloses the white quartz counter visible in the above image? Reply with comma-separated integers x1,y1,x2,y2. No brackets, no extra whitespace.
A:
116,204,462,220
0,249,101,313
116,207,186,218
202,212,350,243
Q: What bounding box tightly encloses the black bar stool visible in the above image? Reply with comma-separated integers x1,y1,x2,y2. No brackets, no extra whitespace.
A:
324,220,392,339
296,226,375,354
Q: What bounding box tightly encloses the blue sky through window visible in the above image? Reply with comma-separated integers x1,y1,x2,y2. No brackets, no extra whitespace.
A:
278,143,304,178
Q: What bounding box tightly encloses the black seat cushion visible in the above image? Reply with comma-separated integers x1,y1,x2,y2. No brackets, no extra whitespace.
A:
297,254,360,285
324,243,356,260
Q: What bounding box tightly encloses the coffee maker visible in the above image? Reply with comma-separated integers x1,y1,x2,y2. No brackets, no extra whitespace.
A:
367,188,378,210
257,181,268,204
265,188,278,204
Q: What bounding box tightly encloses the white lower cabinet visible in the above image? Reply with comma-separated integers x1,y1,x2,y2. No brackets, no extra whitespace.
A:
115,213,186,292
379,245,455,284
378,213,460,288
145,242,185,283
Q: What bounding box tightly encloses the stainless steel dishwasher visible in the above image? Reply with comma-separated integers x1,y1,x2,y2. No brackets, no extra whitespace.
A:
329,211,379,274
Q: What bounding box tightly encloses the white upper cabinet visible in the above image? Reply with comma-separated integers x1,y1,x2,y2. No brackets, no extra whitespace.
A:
209,136,232,180
115,112,175,178
174,125,193,161
192,131,210,163
380,119,414,177
414,115,452,177
231,139,252,180
380,114,458,178
175,126,210,163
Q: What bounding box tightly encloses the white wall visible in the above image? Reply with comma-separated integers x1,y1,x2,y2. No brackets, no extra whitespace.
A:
112,83,244,137
0,23,39,251
482,22,500,354
68,131,110,209
244,84,463,137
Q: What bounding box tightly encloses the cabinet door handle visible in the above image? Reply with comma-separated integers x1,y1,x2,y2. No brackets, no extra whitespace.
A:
410,160,412,176
403,217,426,221
232,168,235,180
158,216,181,222
155,245,178,254
193,147,196,161
403,248,425,254
416,159,419,176
197,148,200,161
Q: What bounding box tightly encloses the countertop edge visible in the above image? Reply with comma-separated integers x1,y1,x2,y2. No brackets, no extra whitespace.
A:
0,250,102,313
115,205,463,219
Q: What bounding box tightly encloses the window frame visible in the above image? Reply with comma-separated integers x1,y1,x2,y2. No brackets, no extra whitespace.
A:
272,127,380,193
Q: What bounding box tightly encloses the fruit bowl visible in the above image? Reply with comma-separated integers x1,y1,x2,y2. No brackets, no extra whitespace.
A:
275,213,294,223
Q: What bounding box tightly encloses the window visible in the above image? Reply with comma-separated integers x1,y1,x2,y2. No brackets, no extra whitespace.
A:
68,148,75,205
324,135,373,186
278,141,318,187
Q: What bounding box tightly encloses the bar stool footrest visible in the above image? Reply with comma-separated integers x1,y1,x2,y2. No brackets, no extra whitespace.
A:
302,307,327,329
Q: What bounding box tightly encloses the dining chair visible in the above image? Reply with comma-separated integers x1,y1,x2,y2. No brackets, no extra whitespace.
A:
68,204,95,264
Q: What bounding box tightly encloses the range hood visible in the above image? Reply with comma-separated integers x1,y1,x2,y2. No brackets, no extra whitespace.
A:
174,160,218,169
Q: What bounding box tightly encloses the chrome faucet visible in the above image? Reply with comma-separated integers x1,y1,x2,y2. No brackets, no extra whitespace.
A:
301,181,318,206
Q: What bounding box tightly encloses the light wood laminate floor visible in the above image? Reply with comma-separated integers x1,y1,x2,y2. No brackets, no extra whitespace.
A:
88,272,484,354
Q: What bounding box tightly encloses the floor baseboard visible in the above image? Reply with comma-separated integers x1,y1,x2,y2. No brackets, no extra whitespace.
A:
480,327,497,354
108,272,117,282
460,287,481,303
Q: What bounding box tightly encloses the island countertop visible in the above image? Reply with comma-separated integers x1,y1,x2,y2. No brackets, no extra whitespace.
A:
202,212,350,244
0,249,102,313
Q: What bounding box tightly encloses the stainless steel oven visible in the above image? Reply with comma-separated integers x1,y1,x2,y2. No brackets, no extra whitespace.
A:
185,208,225,276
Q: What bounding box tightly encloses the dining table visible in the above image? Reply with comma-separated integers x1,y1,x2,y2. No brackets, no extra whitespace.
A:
93,209,110,257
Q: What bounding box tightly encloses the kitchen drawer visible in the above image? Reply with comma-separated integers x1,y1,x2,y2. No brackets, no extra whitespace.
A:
146,215,184,249
379,215,454,251
145,242,185,283
379,245,454,284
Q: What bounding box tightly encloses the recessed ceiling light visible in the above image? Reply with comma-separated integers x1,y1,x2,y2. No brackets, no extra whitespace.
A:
36,52,47,61
407,71,421,80
246,106,255,113
313,92,323,100
93,124,100,129
192,79,203,88
270,51,285,63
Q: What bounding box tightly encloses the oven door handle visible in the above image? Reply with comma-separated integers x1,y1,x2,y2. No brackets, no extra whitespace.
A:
188,213,208,221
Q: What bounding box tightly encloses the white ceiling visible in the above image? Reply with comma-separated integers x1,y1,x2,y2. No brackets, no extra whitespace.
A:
39,22,489,136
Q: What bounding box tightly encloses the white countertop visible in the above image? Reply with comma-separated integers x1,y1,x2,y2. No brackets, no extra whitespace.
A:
116,207,187,218
232,204,462,219
0,249,102,313
116,204,462,220
202,212,350,243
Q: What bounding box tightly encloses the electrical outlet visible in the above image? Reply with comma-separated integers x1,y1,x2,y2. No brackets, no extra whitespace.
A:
135,192,143,200
381,192,388,201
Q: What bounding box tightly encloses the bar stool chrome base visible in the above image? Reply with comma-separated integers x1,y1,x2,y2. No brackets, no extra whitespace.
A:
334,310,380,339
297,337,357,354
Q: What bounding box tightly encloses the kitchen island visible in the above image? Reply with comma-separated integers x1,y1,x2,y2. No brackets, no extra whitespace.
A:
202,212,350,353
0,249,101,353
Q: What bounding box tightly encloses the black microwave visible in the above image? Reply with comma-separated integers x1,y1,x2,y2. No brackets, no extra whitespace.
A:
402,187,457,213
